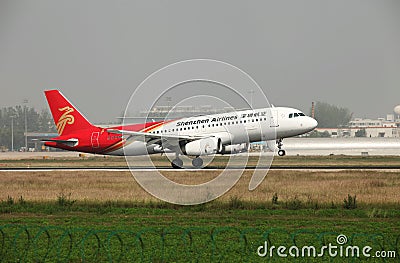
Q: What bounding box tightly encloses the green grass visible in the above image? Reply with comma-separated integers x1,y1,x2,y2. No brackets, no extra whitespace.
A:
1,200,399,262
1,155,399,261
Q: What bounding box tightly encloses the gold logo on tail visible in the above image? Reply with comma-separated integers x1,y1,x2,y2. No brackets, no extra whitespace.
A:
57,106,75,135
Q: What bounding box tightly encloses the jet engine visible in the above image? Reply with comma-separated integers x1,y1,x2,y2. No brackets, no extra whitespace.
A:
219,143,249,154
181,137,222,156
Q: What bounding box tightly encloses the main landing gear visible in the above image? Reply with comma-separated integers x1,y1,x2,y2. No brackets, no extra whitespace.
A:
171,157,183,169
277,138,286,156
191,156,203,168
170,154,204,168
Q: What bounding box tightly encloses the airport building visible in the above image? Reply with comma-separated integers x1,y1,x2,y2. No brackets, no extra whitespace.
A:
316,106,400,138
24,132,59,151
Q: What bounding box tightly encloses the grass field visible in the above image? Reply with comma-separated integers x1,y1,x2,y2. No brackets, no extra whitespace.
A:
1,201,399,261
1,156,399,261
1,170,400,205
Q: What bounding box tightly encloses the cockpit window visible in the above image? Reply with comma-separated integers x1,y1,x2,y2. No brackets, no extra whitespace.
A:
290,112,306,118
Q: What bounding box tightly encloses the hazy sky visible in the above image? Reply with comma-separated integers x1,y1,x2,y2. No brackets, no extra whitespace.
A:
1,0,399,123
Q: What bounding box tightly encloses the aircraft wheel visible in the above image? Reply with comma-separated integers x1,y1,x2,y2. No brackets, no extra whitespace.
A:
192,157,203,168
277,149,286,156
171,158,184,168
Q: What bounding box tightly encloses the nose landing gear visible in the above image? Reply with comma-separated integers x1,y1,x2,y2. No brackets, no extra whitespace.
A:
277,139,286,156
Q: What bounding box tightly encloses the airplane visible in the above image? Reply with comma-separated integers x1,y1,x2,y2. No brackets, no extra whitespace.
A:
42,90,318,168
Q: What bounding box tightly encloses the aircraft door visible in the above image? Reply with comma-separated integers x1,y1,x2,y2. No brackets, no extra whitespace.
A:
91,132,100,148
270,109,279,127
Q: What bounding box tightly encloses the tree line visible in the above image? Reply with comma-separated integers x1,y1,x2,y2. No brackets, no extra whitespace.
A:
311,101,352,128
0,106,56,151
307,101,353,137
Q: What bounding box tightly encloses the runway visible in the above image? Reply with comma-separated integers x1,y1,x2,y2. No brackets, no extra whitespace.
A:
1,165,400,172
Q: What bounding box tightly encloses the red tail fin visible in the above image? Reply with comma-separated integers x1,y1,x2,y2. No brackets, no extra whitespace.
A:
44,90,94,135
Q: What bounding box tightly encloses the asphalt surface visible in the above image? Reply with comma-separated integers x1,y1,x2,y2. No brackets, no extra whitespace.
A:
1,165,400,172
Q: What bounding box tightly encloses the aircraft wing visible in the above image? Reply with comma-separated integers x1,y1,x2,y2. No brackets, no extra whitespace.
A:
107,129,209,149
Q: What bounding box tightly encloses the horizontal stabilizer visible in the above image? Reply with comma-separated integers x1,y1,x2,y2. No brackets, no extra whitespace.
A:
39,138,79,147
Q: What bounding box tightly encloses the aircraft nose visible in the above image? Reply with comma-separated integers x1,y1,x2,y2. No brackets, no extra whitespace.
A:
309,117,318,129
300,117,318,132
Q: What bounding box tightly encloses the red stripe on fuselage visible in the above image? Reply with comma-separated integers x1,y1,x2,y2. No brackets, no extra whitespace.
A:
99,119,176,154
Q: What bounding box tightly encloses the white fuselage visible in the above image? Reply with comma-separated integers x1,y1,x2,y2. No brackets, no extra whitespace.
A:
111,107,318,156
